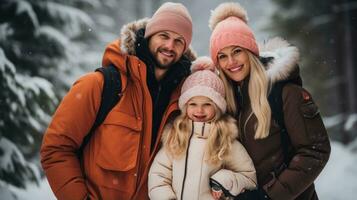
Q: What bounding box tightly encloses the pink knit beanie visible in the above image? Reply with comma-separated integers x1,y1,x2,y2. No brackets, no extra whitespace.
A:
179,57,226,113
145,2,193,51
209,2,259,65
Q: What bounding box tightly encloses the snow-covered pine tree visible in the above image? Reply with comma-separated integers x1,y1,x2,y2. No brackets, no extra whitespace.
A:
0,0,97,195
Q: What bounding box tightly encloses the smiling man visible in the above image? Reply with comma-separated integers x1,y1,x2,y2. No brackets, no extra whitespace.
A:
40,2,195,200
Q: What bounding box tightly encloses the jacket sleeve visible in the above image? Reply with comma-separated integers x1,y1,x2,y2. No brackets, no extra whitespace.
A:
148,147,176,200
40,72,103,200
211,141,257,196
266,84,331,200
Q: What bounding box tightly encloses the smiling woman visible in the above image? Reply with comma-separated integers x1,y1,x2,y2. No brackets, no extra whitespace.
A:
217,46,251,83
208,2,331,200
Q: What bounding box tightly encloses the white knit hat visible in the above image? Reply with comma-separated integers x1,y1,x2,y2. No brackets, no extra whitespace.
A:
178,59,226,112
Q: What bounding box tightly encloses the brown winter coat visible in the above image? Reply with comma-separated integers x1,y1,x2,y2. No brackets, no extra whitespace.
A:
237,38,331,200
40,19,196,200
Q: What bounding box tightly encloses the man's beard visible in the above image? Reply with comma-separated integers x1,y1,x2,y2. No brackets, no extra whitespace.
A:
155,61,172,69
153,47,178,69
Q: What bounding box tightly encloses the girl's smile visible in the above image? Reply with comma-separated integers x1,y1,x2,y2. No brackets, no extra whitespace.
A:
186,96,216,122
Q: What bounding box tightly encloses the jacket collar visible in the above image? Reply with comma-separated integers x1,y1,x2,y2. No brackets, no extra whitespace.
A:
189,120,211,139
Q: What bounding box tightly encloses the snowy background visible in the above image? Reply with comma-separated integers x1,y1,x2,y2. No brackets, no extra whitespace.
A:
1,0,356,199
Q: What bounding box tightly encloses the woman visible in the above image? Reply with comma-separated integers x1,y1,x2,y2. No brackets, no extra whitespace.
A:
208,2,331,200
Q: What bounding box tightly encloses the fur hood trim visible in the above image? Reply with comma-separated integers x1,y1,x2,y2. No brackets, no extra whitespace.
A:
259,37,300,84
119,18,196,61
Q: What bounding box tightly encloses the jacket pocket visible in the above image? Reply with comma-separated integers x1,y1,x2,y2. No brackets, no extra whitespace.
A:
300,101,326,139
96,110,142,171
94,110,142,193
300,101,319,118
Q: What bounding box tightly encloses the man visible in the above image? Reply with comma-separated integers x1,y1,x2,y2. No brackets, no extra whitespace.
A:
40,2,195,200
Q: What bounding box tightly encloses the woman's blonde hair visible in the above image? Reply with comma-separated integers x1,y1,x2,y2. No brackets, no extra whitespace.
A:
218,50,271,139
163,102,237,164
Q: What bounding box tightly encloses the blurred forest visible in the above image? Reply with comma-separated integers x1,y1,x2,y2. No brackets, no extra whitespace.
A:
270,0,357,144
0,0,356,198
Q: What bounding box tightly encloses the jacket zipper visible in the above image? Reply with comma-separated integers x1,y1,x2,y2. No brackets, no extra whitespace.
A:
239,108,254,140
244,112,254,138
201,123,205,137
237,85,243,108
180,121,194,200
238,112,244,140
133,61,149,196
237,85,244,140
237,84,253,140
134,94,144,194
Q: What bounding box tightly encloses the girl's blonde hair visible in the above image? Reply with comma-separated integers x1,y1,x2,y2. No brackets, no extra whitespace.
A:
218,50,271,139
163,102,237,164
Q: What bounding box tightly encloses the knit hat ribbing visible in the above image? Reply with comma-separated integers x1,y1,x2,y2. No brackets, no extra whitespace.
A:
209,2,259,65
144,2,193,51
179,68,226,113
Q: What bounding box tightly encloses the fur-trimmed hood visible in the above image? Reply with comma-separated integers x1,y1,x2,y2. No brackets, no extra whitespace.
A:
259,37,300,84
119,18,196,61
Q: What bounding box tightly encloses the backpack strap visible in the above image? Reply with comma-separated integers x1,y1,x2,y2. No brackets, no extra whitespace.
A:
268,81,291,166
77,64,123,156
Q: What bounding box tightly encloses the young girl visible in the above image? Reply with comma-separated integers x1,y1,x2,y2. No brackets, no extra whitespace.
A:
148,57,257,200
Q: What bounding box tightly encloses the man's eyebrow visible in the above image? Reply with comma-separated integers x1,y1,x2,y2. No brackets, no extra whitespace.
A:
174,36,185,42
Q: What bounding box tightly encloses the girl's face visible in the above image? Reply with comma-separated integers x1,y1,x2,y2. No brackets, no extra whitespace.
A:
186,96,216,122
217,45,250,82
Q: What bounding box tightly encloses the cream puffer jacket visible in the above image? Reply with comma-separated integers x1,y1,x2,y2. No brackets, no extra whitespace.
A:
148,121,257,200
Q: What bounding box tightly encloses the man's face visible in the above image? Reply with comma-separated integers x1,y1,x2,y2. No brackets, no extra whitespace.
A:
148,31,186,69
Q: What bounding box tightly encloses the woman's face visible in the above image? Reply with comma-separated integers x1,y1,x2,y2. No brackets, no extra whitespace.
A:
217,46,250,82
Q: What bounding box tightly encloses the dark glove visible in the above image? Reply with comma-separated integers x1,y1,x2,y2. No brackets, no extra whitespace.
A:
209,178,234,198
234,187,271,200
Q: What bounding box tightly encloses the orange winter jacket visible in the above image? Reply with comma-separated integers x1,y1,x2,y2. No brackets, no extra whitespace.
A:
40,19,195,200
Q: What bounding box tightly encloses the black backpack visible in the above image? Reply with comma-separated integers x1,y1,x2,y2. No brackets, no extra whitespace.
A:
77,64,123,155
